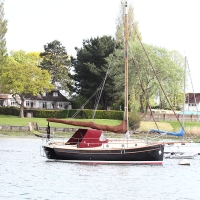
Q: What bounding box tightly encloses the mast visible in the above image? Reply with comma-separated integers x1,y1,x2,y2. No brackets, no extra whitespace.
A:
182,56,187,137
124,1,129,131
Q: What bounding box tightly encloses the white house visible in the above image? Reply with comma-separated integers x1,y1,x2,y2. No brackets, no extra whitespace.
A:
0,90,71,110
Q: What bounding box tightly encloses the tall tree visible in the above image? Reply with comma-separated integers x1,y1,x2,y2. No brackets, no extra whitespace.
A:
0,60,54,118
0,0,7,66
71,36,121,110
115,1,141,43
129,42,184,112
39,40,71,92
111,41,184,112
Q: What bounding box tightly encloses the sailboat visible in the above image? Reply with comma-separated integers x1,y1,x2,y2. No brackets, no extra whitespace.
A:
42,2,164,164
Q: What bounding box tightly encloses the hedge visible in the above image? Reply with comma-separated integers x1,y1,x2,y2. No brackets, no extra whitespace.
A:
0,107,124,120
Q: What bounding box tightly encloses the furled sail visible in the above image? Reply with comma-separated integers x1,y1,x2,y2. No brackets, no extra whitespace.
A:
47,118,127,133
151,128,184,137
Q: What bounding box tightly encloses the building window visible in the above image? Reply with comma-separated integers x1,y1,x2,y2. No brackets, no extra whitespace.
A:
59,103,63,107
26,101,30,106
31,101,34,108
11,100,17,106
53,92,58,97
43,102,47,108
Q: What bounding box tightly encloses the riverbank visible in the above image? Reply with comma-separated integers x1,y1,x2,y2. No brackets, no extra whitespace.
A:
0,131,37,138
1,130,200,143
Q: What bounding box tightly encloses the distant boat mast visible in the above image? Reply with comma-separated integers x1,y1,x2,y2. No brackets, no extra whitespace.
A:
124,1,129,131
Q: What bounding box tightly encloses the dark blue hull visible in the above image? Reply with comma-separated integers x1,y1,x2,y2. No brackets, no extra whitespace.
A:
43,143,164,164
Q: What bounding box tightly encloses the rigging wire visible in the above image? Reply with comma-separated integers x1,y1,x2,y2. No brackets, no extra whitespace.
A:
91,43,122,119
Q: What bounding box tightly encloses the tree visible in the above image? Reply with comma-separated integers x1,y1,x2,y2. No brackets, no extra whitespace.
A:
0,0,7,66
0,53,54,118
129,42,184,112
39,40,71,92
9,50,42,67
115,1,142,43
111,41,184,112
71,36,121,110
9,50,29,64
27,52,42,67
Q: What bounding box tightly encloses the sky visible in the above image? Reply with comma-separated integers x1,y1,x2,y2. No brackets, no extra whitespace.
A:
3,0,200,92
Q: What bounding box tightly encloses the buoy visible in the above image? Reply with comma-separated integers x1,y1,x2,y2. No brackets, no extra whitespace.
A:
178,159,190,165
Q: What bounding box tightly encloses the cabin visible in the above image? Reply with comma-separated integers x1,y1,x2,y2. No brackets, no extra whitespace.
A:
0,90,71,110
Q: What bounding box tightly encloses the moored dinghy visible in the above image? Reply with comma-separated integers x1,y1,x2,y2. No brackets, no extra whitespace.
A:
42,2,164,164
178,159,190,165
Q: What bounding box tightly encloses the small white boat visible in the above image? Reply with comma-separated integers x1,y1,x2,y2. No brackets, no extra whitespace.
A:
164,152,198,159
164,142,200,155
178,159,190,165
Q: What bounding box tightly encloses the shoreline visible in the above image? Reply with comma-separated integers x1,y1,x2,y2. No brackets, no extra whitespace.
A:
1,130,200,143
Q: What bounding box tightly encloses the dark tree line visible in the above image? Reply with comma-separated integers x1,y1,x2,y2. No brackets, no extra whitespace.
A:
38,36,184,113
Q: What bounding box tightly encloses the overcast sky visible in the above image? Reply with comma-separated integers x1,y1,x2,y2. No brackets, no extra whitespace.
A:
4,0,200,92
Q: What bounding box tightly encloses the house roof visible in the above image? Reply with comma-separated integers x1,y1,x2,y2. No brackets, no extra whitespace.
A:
25,90,69,102
185,93,200,104
0,94,10,98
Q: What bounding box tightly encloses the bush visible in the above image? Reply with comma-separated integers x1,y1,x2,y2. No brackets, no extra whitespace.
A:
0,107,125,120
0,107,20,116
128,112,141,130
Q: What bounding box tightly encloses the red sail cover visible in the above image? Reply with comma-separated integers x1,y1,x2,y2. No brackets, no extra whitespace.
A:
46,118,127,133
67,129,107,148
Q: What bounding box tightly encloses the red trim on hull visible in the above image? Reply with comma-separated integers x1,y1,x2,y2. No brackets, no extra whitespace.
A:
47,159,163,165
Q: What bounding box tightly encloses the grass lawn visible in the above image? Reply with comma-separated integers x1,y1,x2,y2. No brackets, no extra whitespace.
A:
0,115,122,127
1,114,200,139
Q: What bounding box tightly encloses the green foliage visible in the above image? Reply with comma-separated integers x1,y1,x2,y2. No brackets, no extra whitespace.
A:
65,109,124,120
128,112,141,130
40,40,72,92
0,1,7,66
0,53,54,117
123,41,185,112
0,107,20,116
1,62,53,96
0,107,124,120
9,50,29,64
9,50,41,67
28,110,68,118
95,110,124,120
27,52,42,66
115,1,141,42
70,95,92,109
71,36,121,110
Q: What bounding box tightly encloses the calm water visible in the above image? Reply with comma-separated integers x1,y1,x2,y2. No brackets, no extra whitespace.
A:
0,138,200,200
